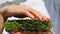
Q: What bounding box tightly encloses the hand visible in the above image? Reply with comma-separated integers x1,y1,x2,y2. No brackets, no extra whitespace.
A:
0,5,50,34
50,29,55,34
10,29,55,34
0,5,50,22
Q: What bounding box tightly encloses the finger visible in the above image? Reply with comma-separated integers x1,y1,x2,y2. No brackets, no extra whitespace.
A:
28,9,51,22
21,6,48,22
25,11,35,20
34,16,38,20
42,17,47,22
28,9,43,21
50,29,55,34
47,18,51,22
42,17,50,22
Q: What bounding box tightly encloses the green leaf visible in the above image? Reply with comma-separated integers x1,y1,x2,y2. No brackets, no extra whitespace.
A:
4,19,53,32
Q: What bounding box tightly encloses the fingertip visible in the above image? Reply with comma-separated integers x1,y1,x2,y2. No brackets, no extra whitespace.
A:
41,17,45,22
47,18,51,22
33,16,37,20
41,17,51,22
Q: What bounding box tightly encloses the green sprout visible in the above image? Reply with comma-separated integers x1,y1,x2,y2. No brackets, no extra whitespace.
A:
4,19,53,32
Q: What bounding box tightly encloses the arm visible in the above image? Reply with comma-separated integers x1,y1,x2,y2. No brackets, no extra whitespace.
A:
0,14,4,34
0,13,7,34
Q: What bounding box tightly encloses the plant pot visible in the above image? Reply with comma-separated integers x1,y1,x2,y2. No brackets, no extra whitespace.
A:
4,19,53,34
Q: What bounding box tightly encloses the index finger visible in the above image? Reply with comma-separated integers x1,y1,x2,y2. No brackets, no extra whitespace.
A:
28,8,43,21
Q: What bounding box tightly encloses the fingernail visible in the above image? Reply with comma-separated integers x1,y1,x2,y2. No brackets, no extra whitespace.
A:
47,18,51,22
33,16,37,20
42,17,45,22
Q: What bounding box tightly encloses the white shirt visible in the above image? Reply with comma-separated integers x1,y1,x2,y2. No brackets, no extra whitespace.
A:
0,0,59,34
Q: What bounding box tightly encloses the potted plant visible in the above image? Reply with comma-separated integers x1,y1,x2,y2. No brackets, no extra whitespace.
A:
4,19,53,34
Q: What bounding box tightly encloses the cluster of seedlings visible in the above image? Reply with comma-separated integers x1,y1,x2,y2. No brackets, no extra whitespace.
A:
4,19,53,33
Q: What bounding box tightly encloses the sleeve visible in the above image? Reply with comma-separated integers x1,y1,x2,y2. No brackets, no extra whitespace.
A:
0,0,14,8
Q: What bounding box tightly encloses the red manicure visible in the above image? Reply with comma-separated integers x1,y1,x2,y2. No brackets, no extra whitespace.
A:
33,16,37,20
47,18,51,22
42,17,45,22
